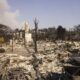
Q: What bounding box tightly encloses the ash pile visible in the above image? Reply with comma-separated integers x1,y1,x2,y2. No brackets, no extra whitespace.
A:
35,41,80,80
0,54,36,80
0,41,80,80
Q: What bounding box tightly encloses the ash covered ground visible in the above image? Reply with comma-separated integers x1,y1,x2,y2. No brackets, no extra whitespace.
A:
0,41,80,80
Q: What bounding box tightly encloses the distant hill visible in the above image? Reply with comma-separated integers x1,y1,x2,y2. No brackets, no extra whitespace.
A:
0,24,13,42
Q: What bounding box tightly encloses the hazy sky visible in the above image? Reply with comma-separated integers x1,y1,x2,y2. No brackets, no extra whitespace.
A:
0,0,80,29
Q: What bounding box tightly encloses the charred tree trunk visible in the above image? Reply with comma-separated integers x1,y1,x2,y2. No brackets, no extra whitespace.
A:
34,18,38,53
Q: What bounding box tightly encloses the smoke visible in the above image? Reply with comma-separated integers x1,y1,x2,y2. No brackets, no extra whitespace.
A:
0,0,10,11
0,0,20,29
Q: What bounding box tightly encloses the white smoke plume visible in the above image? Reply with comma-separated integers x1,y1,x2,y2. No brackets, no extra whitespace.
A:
0,0,20,29
0,0,10,11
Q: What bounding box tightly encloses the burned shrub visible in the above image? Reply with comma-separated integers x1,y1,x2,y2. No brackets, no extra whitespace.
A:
0,48,5,53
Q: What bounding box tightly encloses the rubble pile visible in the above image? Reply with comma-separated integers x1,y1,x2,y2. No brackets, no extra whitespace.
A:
37,41,72,62
37,53,63,74
0,54,36,80
0,41,80,80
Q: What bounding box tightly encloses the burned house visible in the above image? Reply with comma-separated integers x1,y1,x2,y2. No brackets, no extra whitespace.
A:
13,22,32,45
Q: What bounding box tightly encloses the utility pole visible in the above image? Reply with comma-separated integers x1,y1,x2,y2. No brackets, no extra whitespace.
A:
34,18,38,53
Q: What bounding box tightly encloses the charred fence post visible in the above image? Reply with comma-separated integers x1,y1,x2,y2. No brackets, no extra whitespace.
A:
12,33,14,52
24,29,26,47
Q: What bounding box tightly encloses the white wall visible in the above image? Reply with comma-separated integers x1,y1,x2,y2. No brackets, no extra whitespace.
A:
25,33,32,43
